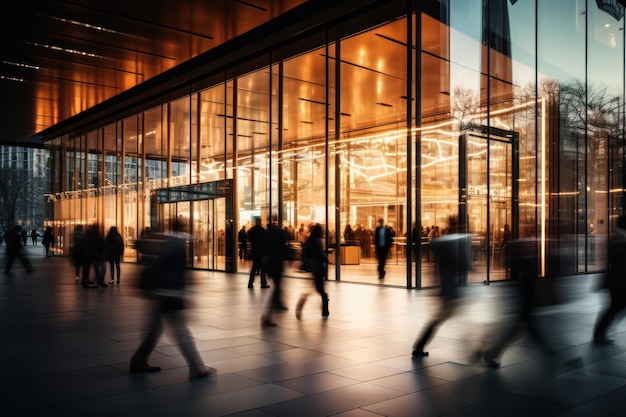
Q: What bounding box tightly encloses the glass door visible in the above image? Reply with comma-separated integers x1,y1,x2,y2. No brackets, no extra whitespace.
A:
460,128,517,283
192,200,209,268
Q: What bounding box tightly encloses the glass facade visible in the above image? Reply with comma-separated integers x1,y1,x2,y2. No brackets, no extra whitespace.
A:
44,0,625,288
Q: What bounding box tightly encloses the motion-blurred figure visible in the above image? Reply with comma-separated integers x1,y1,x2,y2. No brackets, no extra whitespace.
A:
4,225,35,274
296,223,329,319
473,238,555,367
82,225,107,288
72,225,85,281
412,216,469,357
261,214,289,327
594,215,626,344
130,223,213,379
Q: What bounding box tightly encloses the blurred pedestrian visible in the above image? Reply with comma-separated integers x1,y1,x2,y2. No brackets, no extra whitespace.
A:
261,214,289,327
31,229,37,245
247,216,269,289
473,238,555,367
296,223,329,319
21,229,27,246
130,221,213,379
594,215,626,344
412,216,469,357
374,218,393,279
4,225,35,274
72,225,85,281
82,224,107,288
105,226,124,284
42,227,54,257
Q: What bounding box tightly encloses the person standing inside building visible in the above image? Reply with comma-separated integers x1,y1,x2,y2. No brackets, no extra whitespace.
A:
30,228,37,245
238,225,248,260
247,216,269,289
296,223,329,319
4,225,35,274
374,218,393,280
130,222,213,379
105,226,124,285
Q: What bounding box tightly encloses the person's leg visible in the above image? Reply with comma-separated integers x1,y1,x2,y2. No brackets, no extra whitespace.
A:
115,256,121,282
594,292,626,342
109,258,115,282
130,302,164,371
313,270,328,316
166,308,211,377
412,299,453,356
4,254,15,273
248,259,258,287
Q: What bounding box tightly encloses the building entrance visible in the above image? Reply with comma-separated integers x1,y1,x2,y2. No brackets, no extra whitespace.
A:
420,125,518,286
151,180,234,272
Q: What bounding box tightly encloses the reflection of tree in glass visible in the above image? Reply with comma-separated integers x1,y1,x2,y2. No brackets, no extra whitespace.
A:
0,167,45,232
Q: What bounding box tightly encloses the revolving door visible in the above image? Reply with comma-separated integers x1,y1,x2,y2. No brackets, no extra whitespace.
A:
150,180,235,272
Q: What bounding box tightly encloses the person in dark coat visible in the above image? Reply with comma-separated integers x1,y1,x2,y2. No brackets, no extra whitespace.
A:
594,215,626,344
412,216,469,357
247,216,269,289
374,218,393,279
238,225,249,260
82,224,107,288
30,229,37,245
129,222,213,379
4,226,35,274
21,229,28,246
296,223,329,319
72,225,85,281
105,226,124,284
261,214,289,326
42,227,54,257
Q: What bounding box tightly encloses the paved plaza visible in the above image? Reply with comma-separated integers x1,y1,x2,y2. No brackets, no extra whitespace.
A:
2,244,626,416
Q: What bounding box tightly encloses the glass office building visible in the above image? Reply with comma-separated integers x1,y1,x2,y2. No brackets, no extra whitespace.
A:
42,0,625,288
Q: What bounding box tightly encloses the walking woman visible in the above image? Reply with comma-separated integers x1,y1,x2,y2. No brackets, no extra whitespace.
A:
296,223,329,319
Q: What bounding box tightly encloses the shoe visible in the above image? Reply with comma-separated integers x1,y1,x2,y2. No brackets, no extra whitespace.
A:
484,358,501,368
322,298,329,317
594,336,615,344
261,285,270,288
109,279,114,284
190,366,216,379
412,350,429,357
116,280,120,284
248,284,253,289
129,363,161,374
261,316,277,327
82,282,97,288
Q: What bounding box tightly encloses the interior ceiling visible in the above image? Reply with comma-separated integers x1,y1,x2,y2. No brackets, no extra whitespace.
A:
0,0,305,145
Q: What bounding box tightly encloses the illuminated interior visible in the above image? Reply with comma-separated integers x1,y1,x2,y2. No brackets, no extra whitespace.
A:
43,1,625,288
